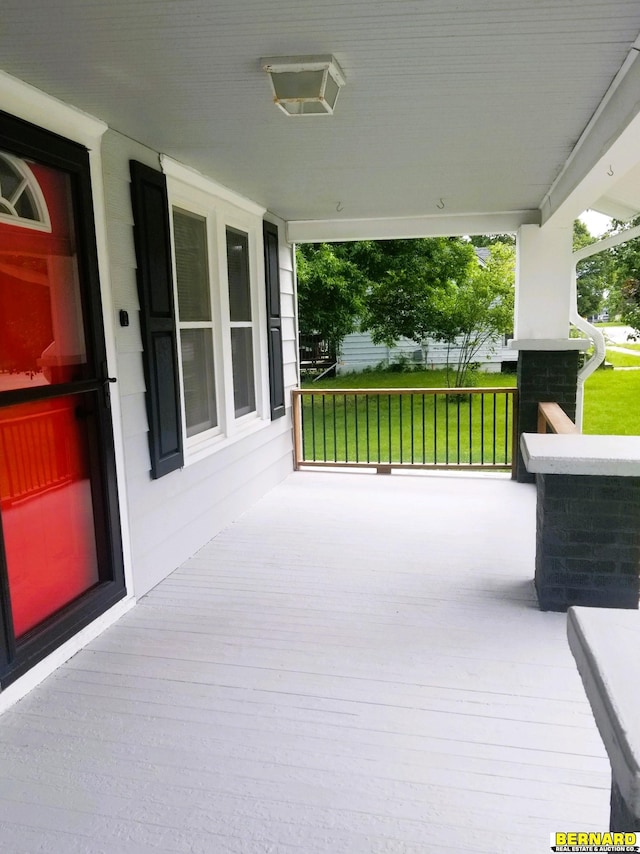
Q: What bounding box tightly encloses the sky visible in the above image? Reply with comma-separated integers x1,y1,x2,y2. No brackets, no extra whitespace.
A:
579,209,612,237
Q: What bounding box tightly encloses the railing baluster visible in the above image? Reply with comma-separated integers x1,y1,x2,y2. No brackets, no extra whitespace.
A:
481,392,485,465
299,393,306,462
445,392,449,465
504,392,509,465
422,394,426,464
311,394,316,461
377,395,381,463
355,393,359,463
399,394,403,463
322,395,327,461
492,393,497,465
469,392,473,464
410,394,415,463
433,393,437,464
456,393,461,465
365,395,369,463
343,394,348,463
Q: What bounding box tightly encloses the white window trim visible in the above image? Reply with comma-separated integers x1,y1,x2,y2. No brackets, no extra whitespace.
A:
165,163,270,465
169,198,225,449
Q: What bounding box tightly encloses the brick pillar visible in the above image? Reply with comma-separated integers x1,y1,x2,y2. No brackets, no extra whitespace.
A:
535,473,640,611
515,350,580,482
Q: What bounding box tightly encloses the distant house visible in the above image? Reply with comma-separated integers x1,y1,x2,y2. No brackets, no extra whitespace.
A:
337,331,516,374
337,247,517,374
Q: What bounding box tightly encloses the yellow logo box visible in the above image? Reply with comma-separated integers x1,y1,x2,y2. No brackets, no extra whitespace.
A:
551,832,639,852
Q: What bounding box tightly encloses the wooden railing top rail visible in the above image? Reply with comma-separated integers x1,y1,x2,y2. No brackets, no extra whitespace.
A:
292,386,518,398
537,401,579,435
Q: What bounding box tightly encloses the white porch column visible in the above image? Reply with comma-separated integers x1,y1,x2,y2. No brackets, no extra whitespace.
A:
513,223,573,343
511,224,588,482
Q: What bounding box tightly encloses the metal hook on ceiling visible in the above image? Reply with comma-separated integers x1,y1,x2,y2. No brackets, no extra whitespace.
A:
336,201,344,212
607,165,614,177
436,198,445,209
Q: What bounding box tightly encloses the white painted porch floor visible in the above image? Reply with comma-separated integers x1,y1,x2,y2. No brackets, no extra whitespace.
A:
0,471,610,854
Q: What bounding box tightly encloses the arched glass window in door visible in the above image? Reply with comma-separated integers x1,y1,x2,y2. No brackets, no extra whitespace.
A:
0,151,50,230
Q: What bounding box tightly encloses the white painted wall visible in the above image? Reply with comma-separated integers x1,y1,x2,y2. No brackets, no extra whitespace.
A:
101,131,295,597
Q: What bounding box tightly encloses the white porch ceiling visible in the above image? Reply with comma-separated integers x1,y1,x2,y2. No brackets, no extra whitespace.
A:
3,1,640,234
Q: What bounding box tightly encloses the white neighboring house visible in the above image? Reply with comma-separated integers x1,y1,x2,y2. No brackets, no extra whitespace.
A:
338,331,517,374
337,247,517,374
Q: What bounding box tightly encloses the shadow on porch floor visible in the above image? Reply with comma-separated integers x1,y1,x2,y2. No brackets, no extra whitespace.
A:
0,471,609,853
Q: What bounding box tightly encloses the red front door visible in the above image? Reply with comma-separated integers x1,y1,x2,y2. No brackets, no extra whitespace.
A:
0,114,125,684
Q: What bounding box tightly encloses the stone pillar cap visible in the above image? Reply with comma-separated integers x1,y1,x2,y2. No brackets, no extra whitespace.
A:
509,338,590,351
568,607,640,815
521,433,640,476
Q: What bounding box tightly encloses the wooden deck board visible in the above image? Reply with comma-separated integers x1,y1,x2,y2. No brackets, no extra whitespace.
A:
0,471,610,852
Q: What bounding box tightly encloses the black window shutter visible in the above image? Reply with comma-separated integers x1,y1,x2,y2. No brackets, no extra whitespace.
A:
263,220,286,420
130,161,184,478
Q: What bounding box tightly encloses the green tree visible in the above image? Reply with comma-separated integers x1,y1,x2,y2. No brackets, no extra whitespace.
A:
361,238,514,386
296,243,366,355
606,216,640,335
434,243,515,386
361,238,478,366
469,233,516,248
573,219,613,318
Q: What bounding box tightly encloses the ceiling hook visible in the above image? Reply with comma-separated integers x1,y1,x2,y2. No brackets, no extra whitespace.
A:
607,165,614,177
436,198,445,209
336,201,344,212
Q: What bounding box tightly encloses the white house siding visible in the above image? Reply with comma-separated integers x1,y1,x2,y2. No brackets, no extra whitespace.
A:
101,131,294,598
338,331,517,375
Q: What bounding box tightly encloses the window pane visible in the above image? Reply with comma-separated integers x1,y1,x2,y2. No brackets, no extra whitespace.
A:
173,209,211,321
0,155,88,391
0,155,22,201
180,328,217,436
231,328,255,417
226,228,251,321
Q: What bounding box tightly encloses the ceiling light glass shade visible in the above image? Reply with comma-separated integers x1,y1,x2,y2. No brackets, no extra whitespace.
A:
261,55,345,116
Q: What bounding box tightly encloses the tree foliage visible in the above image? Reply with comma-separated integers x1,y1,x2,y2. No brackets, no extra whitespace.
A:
435,243,515,387
469,233,516,248
359,238,478,350
296,237,515,386
605,216,640,335
573,219,613,318
295,243,366,354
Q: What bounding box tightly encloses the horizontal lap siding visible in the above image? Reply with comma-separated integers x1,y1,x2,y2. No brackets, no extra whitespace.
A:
339,331,517,372
272,220,298,403
101,132,294,598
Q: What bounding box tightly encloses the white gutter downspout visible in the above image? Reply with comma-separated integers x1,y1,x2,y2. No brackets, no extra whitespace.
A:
572,223,640,429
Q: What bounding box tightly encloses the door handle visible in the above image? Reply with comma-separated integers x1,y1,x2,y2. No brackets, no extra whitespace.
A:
101,362,117,409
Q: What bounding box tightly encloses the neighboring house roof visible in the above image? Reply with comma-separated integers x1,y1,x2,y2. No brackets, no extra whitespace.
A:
474,247,491,268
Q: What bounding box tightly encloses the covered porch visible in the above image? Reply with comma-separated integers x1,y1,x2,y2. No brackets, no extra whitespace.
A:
0,471,609,853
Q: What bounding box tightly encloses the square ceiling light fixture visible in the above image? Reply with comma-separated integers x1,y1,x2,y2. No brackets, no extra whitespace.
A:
261,55,345,116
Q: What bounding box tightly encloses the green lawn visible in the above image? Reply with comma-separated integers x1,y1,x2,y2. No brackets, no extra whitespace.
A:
604,349,640,367
595,321,628,327
304,368,516,390
583,369,640,435
299,367,640,467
